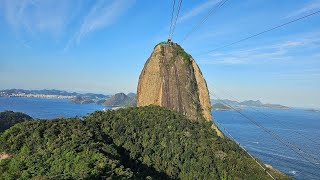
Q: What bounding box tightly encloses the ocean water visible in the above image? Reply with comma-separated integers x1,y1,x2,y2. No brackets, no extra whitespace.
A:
0,97,319,179
213,108,320,180
0,97,108,119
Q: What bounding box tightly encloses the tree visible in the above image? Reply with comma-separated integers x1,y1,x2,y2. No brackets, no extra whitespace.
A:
0,111,32,132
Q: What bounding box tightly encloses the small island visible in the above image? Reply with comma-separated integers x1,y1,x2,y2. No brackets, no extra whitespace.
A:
212,103,231,110
305,108,320,113
70,96,95,104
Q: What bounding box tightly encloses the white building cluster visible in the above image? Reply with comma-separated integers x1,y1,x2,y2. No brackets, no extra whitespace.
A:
0,92,75,99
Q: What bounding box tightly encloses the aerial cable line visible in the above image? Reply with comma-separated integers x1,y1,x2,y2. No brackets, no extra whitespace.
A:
213,117,276,180
227,113,291,161
170,0,183,39
180,0,229,44
210,91,320,169
217,114,320,175
199,9,320,55
169,0,176,39
226,100,319,165
211,91,320,169
212,91,320,169
209,83,320,149
170,0,183,40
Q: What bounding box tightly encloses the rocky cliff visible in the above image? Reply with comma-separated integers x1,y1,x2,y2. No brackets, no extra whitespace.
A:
137,43,221,136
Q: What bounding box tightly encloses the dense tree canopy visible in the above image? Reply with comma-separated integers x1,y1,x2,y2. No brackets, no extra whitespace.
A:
86,106,289,179
0,119,133,179
0,111,33,133
0,106,290,179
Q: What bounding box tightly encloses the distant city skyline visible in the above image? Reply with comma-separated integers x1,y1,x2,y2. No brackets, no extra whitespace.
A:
1,0,320,108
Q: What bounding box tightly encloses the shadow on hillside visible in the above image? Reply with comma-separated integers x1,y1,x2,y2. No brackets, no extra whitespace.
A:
101,133,173,179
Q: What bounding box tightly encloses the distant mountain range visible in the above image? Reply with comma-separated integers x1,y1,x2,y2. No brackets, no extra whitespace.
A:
212,103,231,110
69,92,136,107
211,99,290,110
0,89,292,109
0,89,137,107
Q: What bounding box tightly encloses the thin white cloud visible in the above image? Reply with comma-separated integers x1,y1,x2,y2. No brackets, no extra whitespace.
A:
0,0,79,36
286,0,320,19
0,0,135,50
179,0,222,23
65,0,135,50
77,0,134,43
200,49,288,65
199,31,320,65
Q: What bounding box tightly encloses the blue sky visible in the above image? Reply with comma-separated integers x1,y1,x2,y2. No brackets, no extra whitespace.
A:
0,0,319,108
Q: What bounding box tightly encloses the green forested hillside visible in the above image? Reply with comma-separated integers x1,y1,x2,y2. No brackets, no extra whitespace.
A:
0,119,133,179
86,106,289,179
0,106,289,179
0,111,33,133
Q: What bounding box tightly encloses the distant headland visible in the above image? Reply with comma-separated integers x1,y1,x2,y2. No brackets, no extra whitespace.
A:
0,89,295,110
211,99,290,110
0,89,136,107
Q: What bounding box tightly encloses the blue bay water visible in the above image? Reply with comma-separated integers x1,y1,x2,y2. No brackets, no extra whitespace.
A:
0,97,319,179
0,97,108,119
213,108,320,180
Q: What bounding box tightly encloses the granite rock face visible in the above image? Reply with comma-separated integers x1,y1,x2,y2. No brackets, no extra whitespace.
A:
137,43,221,136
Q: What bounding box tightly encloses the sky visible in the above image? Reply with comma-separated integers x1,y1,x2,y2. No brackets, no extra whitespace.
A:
0,0,319,108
